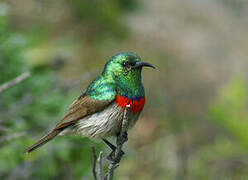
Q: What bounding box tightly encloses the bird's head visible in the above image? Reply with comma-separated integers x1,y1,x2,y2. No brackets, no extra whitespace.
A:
102,52,155,86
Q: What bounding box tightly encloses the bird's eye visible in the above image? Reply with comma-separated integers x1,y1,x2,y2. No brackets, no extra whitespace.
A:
122,61,128,67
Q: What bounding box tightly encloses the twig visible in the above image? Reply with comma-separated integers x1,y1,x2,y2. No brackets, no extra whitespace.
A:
0,126,10,132
98,152,104,180
92,147,98,180
0,72,30,93
91,105,131,180
106,105,131,180
0,132,26,144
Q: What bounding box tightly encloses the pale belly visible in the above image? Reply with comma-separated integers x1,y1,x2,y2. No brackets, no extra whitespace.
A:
60,102,140,138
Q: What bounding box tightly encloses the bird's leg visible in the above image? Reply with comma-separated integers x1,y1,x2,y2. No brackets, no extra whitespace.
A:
102,138,124,161
102,138,116,151
110,132,128,162
116,131,128,145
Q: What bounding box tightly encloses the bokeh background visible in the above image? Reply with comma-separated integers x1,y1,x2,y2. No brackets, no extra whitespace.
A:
1,0,248,179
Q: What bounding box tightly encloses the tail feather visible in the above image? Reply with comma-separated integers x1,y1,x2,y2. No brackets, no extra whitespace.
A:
24,130,60,154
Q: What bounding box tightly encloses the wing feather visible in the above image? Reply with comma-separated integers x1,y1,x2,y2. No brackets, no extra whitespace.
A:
25,78,117,153
54,95,113,130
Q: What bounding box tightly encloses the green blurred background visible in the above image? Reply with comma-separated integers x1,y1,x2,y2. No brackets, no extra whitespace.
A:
1,0,248,179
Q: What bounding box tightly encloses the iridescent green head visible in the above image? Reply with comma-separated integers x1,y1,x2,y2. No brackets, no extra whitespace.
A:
86,52,155,100
103,52,155,78
102,52,155,97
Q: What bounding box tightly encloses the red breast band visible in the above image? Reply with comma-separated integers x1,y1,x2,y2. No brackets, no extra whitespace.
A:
115,94,146,115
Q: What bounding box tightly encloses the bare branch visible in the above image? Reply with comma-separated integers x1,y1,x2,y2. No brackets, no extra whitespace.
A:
0,72,30,93
98,152,104,180
92,105,131,180
0,126,10,132
106,105,131,180
92,147,98,180
121,105,131,133
92,149,104,180
0,132,26,144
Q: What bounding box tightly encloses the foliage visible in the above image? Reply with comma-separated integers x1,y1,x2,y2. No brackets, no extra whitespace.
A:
196,78,248,179
210,78,248,150
0,2,104,179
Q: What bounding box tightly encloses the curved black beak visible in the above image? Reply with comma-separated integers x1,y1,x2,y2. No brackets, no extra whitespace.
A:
132,61,156,69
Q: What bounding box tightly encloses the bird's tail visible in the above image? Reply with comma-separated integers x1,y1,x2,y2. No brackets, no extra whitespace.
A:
24,129,60,154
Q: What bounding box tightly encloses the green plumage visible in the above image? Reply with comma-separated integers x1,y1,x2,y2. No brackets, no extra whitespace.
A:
86,52,145,100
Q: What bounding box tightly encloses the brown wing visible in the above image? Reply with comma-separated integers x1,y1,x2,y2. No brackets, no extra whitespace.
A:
24,95,112,153
55,95,112,130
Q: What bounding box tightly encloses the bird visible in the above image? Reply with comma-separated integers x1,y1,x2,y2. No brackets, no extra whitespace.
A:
24,52,155,155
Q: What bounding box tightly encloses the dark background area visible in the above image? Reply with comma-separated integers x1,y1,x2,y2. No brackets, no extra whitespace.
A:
1,0,248,179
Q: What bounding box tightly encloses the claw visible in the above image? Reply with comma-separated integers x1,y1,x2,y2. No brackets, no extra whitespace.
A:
122,132,128,143
102,137,126,162
107,150,125,162
107,150,115,161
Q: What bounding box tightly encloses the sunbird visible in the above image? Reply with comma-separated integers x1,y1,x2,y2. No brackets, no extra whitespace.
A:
25,52,155,156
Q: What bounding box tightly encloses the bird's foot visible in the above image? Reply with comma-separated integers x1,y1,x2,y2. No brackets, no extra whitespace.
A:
102,138,125,162
107,150,115,161
117,131,128,146
107,150,125,162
